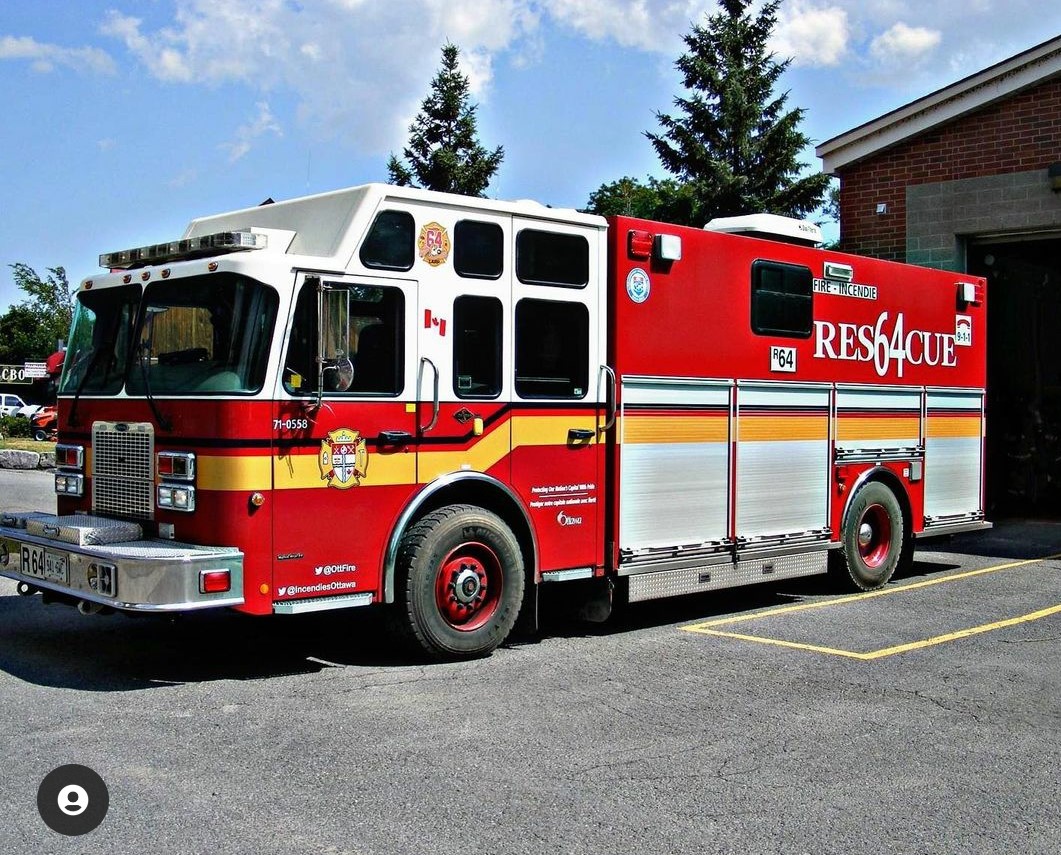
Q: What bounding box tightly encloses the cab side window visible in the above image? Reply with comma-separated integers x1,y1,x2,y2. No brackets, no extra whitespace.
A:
516,230,589,288
514,299,588,398
455,220,503,280
454,296,502,398
284,282,405,395
360,210,415,271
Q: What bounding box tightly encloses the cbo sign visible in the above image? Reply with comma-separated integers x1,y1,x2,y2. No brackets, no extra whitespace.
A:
0,364,32,384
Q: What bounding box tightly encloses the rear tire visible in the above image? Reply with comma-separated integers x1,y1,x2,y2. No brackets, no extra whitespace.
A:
831,481,904,591
391,504,525,661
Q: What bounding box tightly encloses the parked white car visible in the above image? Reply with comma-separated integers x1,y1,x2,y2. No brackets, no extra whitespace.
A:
0,394,28,417
15,403,44,420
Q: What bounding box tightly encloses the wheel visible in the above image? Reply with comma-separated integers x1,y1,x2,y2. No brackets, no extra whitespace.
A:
831,481,905,591
33,429,48,442
391,504,525,660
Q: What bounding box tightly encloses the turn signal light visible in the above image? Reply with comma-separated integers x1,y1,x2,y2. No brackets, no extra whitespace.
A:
55,444,84,470
157,451,195,480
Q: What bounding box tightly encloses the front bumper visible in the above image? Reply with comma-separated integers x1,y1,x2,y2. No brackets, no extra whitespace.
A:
0,513,244,612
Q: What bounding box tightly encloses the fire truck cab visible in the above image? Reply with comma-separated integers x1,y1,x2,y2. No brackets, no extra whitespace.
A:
0,183,988,659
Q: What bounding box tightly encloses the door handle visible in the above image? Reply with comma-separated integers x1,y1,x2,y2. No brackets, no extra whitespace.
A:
568,428,595,442
597,364,617,433
417,357,440,435
378,430,413,445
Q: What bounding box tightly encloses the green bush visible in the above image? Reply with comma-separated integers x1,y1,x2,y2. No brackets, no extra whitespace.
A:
0,414,31,439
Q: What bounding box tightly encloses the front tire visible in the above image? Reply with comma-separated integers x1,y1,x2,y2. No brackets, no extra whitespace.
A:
832,481,905,591
391,505,525,661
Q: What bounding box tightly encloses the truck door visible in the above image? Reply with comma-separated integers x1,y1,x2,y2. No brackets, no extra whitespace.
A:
413,214,512,487
508,219,606,572
272,272,417,607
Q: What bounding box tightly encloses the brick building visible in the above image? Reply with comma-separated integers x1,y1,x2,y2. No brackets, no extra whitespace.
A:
817,36,1061,516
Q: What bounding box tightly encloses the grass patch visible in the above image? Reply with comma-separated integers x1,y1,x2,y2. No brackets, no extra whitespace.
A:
0,439,56,453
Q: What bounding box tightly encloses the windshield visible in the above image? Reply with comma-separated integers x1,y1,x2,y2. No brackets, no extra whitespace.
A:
126,275,279,395
59,275,278,397
58,284,140,395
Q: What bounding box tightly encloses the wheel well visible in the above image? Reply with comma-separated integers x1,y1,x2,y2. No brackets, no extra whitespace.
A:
383,476,537,604
848,468,913,549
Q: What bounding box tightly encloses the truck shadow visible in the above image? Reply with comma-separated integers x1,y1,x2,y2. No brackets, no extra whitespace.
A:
538,556,962,640
925,519,1061,561
1,518,1052,690
0,594,415,691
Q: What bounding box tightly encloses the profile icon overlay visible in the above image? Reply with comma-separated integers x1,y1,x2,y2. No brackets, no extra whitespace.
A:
37,765,109,835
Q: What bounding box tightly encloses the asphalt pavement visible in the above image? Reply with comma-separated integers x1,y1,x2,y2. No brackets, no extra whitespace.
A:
1,471,1059,854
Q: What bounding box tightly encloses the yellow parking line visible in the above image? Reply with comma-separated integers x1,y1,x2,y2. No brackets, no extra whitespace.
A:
682,552,1061,659
859,603,1061,659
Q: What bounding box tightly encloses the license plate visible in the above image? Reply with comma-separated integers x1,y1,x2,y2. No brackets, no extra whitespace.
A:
20,544,46,579
45,551,69,585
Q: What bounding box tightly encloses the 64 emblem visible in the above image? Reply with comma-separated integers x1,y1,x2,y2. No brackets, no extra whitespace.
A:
319,428,368,489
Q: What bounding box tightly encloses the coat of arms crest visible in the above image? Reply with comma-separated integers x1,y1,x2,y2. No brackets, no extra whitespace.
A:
318,428,369,489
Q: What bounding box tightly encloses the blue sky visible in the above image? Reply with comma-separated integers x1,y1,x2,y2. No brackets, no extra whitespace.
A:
2,1,1059,314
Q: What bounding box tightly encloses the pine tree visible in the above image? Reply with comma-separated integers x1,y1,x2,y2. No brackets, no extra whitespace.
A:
644,0,830,225
387,43,504,197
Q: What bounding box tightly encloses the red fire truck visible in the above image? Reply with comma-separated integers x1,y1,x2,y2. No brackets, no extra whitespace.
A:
0,184,988,659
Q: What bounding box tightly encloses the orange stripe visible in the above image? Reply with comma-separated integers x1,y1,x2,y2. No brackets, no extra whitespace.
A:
738,415,828,442
837,416,919,441
927,415,981,438
623,415,728,444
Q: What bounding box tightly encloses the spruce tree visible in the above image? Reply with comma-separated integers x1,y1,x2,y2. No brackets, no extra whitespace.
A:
644,0,829,225
387,43,504,197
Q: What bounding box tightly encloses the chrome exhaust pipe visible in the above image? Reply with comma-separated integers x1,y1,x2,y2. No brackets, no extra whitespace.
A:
77,600,106,616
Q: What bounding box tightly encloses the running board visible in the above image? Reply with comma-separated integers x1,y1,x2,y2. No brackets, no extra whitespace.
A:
627,548,828,603
273,592,373,614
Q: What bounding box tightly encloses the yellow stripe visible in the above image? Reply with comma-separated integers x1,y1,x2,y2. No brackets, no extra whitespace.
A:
198,455,273,491
836,417,919,442
115,414,596,493
859,604,1061,659
622,415,728,444
418,421,513,483
690,604,1061,660
682,553,1061,660
273,448,416,490
927,415,981,438
738,415,827,442
686,628,868,660
511,415,597,447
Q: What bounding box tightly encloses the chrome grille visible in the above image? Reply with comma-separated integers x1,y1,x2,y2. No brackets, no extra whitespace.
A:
92,421,155,520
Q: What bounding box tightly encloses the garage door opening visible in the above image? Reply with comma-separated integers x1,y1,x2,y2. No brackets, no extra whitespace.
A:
968,236,1061,518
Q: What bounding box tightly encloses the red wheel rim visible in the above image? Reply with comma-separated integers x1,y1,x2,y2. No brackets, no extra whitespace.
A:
434,541,503,632
857,504,892,568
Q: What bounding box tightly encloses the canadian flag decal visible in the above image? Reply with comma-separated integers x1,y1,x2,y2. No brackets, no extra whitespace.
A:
424,309,447,337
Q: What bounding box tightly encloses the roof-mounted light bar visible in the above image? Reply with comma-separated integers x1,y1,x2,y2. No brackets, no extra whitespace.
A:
100,230,268,270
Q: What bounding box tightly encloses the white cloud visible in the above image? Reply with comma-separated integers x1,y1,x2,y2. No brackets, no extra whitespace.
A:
870,21,941,63
772,2,849,67
100,1,542,151
0,34,116,75
221,101,283,163
541,1,707,52
91,0,1061,156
